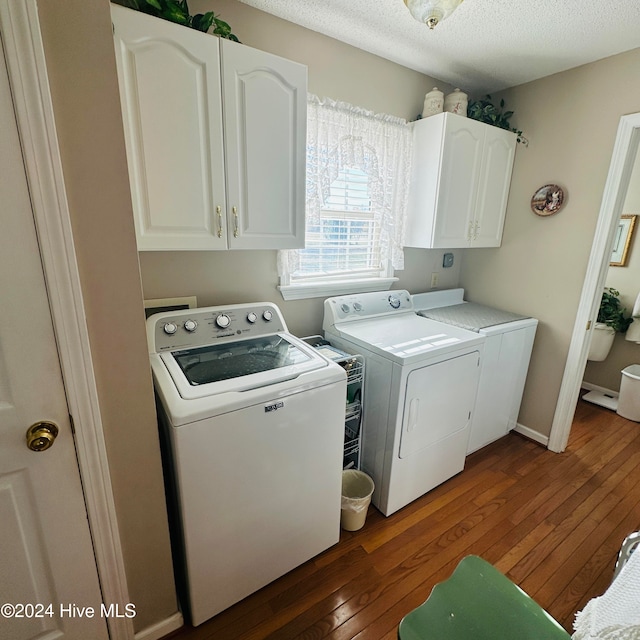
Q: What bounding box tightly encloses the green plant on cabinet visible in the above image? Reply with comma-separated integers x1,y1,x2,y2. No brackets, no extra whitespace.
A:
467,94,528,146
116,0,240,41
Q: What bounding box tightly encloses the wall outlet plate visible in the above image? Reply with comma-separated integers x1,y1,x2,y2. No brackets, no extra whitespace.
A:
443,252,454,268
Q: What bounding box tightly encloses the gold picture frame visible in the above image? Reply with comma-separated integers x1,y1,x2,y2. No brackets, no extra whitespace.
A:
610,214,637,267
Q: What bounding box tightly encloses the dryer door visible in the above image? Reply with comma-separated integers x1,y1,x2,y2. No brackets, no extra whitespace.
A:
399,351,481,458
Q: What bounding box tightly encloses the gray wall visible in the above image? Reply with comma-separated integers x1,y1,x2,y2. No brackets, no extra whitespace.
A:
36,0,177,631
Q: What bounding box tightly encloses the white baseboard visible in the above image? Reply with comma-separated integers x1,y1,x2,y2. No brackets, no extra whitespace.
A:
135,612,183,640
513,422,549,447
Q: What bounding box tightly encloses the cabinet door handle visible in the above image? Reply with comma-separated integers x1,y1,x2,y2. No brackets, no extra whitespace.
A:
216,205,223,238
232,206,239,238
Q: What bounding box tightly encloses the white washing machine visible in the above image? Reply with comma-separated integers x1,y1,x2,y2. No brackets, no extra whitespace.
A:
323,290,485,516
413,289,537,454
148,302,346,625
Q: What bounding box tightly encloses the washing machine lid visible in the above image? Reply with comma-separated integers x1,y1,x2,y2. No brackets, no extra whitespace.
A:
329,314,484,365
157,333,329,400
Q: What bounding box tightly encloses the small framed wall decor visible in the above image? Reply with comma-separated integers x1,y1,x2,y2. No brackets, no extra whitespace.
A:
610,214,637,267
531,184,565,216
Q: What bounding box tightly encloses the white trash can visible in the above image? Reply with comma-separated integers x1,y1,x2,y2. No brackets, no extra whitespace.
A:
617,364,640,421
340,470,374,531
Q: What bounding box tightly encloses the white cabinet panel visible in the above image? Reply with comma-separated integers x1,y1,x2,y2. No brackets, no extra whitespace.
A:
221,40,306,249
405,112,516,249
432,119,483,247
111,5,306,251
112,5,226,250
475,126,516,247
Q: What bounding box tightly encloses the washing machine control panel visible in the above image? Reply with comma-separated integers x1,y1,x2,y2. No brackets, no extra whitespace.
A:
149,302,288,352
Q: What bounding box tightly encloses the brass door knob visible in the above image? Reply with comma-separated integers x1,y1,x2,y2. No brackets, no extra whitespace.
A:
26,421,59,452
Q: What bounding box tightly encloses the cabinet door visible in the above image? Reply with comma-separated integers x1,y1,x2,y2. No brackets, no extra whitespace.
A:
221,40,307,250
474,126,516,247
112,5,227,250
432,116,484,248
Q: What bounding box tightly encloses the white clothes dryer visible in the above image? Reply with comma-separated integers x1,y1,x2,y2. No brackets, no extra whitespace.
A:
148,302,346,625
413,289,537,454
323,290,485,516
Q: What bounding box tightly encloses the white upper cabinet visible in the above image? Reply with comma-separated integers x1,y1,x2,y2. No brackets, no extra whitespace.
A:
404,112,516,249
111,5,307,251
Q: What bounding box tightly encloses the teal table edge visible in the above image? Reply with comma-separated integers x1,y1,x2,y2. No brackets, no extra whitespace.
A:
398,555,571,640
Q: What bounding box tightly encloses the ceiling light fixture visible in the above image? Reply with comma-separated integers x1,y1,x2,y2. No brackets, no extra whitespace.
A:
404,0,464,29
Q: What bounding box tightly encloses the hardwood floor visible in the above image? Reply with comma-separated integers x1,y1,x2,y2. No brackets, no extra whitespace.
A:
163,399,640,639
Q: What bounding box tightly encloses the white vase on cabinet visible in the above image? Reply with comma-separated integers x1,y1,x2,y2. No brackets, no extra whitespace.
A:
111,5,307,251
404,112,516,249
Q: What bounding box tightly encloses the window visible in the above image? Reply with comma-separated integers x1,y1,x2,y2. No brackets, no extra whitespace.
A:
297,166,380,279
278,96,412,300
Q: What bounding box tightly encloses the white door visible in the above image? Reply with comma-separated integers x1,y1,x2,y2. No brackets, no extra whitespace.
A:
433,116,483,248
112,4,227,251
0,36,108,640
474,126,516,247
221,38,307,250
399,352,480,458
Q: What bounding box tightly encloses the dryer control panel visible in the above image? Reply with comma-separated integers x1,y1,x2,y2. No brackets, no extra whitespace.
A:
323,290,413,330
147,302,287,353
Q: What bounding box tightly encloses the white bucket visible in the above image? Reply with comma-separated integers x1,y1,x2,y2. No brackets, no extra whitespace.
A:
617,364,640,421
340,470,375,531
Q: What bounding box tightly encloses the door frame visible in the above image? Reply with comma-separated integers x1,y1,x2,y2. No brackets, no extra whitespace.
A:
549,112,640,452
0,1,132,638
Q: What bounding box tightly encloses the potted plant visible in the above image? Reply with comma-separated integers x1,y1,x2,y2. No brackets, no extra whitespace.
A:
467,94,528,146
598,288,633,333
589,288,633,361
116,0,240,41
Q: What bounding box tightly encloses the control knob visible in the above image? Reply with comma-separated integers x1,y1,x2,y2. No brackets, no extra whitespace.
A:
262,310,273,322
246,312,257,324
215,314,231,329
184,319,197,332
388,295,401,309
340,303,350,314
163,322,177,335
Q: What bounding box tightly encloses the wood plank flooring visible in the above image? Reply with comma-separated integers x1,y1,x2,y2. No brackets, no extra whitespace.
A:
163,398,640,639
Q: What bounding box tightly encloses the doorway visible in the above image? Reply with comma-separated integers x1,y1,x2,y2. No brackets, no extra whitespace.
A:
549,113,640,452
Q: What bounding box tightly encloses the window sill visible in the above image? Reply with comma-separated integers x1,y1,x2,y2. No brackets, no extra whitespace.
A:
278,277,398,301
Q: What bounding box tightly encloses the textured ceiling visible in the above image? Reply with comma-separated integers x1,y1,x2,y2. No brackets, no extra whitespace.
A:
237,0,640,95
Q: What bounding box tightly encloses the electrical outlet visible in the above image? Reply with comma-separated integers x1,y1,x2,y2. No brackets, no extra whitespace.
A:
430,272,439,288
